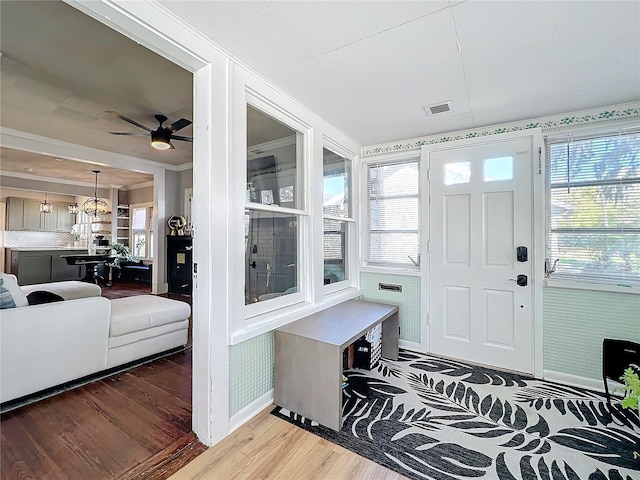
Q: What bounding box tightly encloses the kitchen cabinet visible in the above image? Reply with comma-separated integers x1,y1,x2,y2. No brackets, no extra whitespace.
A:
56,205,74,232
6,197,75,232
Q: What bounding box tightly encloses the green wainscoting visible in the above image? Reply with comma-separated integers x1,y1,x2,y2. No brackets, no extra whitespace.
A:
543,287,640,380
229,331,274,417
360,273,422,344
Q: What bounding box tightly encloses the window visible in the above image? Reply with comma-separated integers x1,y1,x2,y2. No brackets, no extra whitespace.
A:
131,205,153,260
245,104,305,305
546,130,640,287
323,147,353,285
365,159,419,268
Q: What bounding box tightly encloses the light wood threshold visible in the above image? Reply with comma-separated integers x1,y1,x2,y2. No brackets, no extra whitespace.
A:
168,405,408,480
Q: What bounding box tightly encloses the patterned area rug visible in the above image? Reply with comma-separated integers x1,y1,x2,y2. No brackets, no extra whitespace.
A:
272,350,640,480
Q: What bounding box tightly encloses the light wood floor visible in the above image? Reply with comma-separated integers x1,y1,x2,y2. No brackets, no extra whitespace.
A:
168,406,409,480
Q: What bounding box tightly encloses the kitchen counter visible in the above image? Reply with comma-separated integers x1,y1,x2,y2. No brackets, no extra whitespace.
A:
4,247,109,285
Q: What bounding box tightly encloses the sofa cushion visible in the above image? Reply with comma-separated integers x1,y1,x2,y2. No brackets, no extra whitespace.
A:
20,281,101,301
109,295,191,337
27,290,65,305
0,273,28,309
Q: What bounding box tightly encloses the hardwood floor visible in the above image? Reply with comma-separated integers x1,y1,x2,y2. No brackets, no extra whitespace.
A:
167,407,408,480
1,281,203,480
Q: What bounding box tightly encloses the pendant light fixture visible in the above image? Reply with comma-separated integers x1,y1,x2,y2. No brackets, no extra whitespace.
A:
68,203,79,215
82,170,108,217
40,192,53,214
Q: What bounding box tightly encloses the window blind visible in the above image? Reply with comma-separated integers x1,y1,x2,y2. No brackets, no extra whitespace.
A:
365,159,420,267
131,207,147,231
546,129,640,287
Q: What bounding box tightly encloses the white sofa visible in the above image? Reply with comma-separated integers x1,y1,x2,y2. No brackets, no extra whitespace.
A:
0,276,190,404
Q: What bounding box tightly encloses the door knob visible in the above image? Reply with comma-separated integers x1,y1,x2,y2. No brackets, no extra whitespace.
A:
508,274,528,286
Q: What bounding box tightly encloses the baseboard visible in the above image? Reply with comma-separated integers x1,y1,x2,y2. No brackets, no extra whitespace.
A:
543,369,605,393
229,389,274,433
399,340,422,352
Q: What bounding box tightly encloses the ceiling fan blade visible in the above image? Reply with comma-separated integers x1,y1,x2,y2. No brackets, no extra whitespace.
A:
170,134,193,142
167,118,192,133
108,131,149,136
105,110,153,132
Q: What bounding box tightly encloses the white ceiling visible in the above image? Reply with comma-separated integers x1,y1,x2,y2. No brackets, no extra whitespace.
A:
161,0,639,145
0,0,638,189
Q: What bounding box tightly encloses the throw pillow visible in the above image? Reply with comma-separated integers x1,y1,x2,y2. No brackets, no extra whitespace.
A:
0,272,29,309
27,290,65,305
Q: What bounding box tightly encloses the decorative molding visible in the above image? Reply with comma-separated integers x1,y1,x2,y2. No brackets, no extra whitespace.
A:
229,390,274,433
363,101,640,158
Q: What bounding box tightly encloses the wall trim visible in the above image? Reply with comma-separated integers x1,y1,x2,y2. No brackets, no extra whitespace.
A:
543,370,605,393
229,389,274,433
363,101,640,158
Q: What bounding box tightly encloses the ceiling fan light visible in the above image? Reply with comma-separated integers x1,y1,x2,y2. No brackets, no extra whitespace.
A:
151,130,171,150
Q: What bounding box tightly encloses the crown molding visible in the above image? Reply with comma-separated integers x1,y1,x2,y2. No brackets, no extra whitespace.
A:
174,162,194,172
121,180,155,191
362,101,640,158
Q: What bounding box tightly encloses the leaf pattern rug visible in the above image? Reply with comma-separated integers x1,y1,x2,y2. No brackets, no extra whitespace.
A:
272,350,640,480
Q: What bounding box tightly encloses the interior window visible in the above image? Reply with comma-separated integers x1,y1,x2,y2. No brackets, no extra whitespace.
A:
245,104,305,305
323,147,352,285
546,130,639,287
246,106,303,210
244,210,298,304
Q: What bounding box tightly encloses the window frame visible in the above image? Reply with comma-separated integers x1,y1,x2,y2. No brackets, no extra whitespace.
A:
322,139,357,295
243,93,310,319
361,152,421,272
545,126,640,292
130,202,153,261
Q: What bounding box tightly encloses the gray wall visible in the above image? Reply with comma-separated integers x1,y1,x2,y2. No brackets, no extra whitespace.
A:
127,185,153,204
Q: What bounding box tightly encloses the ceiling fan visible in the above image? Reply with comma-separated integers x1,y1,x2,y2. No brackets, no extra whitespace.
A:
106,110,192,150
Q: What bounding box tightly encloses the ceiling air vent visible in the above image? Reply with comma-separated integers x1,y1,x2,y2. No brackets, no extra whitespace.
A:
424,101,453,116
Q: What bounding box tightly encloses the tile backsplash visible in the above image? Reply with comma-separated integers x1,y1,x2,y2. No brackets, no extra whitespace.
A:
3,231,75,247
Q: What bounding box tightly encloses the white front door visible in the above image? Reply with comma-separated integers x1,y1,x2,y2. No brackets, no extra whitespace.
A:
424,136,534,374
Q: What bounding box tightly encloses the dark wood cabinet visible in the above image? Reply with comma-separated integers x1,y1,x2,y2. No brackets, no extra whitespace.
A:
167,235,192,294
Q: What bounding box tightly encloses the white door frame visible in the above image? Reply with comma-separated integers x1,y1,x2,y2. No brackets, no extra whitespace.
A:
64,1,231,445
420,129,545,378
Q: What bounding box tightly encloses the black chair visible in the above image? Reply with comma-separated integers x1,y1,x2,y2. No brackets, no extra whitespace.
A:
602,339,640,408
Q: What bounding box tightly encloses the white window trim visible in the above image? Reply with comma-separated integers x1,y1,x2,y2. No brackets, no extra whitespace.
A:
242,87,312,323
322,137,359,295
